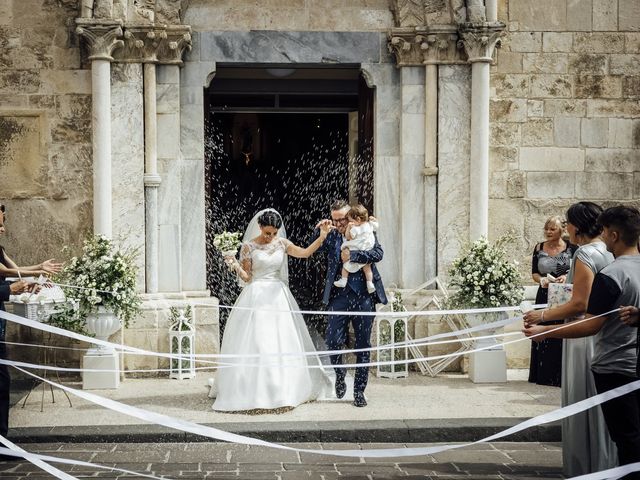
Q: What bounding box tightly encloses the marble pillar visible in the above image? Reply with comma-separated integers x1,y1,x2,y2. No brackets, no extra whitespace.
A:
144,63,161,293
461,27,503,241
399,67,426,288
424,64,438,280
76,21,124,238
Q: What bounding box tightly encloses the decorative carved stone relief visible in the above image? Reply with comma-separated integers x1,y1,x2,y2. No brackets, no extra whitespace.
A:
388,27,467,66
132,0,156,23
75,19,125,61
458,25,503,63
112,25,191,64
390,0,458,27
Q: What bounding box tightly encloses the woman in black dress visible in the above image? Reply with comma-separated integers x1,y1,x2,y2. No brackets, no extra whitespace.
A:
528,216,576,386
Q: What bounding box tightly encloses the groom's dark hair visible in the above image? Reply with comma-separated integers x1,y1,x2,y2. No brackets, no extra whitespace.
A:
330,199,349,212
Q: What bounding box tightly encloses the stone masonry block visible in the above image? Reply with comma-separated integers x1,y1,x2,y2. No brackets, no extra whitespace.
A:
490,122,521,146
622,76,640,97
528,100,544,117
586,148,638,172
507,171,526,198
609,119,635,148
490,146,519,171
543,32,573,52
576,172,633,199
509,0,567,31
526,172,576,199
530,75,572,98
522,119,554,146
493,73,529,97
593,0,618,31
489,171,508,198
574,33,624,54
635,173,640,198
575,75,622,99
568,0,593,31
520,147,584,171
505,32,542,52
610,55,640,75
581,118,609,147
523,53,568,73
568,54,608,74
496,51,523,73
490,98,527,122
554,117,582,147
626,33,640,53
544,99,587,117
587,99,640,118
620,0,640,31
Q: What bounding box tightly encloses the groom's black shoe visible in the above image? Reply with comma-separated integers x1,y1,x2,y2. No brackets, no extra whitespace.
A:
353,391,367,407
335,376,346,399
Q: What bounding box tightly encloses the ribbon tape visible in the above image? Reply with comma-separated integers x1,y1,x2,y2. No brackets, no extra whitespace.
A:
0,363,638,480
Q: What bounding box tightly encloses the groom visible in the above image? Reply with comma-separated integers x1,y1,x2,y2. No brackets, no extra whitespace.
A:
312,200,386,407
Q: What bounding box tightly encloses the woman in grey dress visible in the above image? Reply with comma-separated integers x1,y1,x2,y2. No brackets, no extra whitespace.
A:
523,202,617,476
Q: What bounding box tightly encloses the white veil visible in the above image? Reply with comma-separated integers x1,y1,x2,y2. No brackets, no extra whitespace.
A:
242,208,289,286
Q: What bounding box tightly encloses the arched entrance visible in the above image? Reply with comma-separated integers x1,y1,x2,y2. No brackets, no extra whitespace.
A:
204,65,375,338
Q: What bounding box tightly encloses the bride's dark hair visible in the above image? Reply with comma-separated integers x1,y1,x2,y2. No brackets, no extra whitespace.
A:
257,210,282,229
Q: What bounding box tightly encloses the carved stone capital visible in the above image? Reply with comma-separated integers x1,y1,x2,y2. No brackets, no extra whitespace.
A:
458,25,504,63
75,19,124,61
112,24,191,64
388,27,465,66
416,27,464,65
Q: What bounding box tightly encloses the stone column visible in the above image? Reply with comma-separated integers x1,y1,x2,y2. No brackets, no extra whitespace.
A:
486,0,498,23
399,66,426,288
144,63,161,293
76,20,124,238
460,27,502,241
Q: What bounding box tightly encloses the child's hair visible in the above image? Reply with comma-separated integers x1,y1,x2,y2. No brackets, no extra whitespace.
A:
347,204,369,223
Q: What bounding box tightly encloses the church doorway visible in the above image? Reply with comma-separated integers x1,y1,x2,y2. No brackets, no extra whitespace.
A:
204,65,374,337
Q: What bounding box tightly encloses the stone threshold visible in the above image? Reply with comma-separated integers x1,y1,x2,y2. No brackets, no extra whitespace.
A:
11,418,560,444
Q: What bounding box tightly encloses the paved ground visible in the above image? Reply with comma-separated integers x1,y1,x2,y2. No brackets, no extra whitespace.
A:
10,369,559,428
0,441,563,479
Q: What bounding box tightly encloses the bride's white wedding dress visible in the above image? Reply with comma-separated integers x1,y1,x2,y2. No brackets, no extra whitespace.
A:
212,237,332,411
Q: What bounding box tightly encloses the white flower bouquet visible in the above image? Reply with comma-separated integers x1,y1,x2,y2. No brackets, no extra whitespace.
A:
447,236,523,309
48,235,141,334
213,231,242,257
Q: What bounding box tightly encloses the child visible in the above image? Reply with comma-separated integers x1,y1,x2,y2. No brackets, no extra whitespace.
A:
333,204,379,294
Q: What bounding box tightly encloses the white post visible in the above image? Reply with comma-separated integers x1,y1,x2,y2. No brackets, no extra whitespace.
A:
92,59,114,238
486,0,498,23
469,60,490,240
144,63,161,293
424,63,438,279
76,21,124,238
460,27,503,241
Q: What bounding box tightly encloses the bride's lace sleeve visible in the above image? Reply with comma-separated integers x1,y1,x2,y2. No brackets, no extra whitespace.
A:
279,237,293,253
239,242,253,265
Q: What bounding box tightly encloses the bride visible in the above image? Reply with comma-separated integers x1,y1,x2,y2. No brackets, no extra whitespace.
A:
212,208,333,412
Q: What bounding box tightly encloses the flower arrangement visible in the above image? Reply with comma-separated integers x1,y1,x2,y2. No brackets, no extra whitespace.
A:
169,305,193,331
48,235,141,334
447,236,523,309
212,231,242,256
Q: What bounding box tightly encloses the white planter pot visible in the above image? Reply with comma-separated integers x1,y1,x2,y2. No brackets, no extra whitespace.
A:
466,311,505,351
85,307,121,354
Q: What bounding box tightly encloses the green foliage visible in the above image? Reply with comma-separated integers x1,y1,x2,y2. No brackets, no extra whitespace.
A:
48,235,141,334
447,236,524,309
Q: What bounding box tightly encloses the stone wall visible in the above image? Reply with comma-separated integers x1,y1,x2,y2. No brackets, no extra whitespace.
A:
183,0,394,31
0,0,92,264
491,0,640,272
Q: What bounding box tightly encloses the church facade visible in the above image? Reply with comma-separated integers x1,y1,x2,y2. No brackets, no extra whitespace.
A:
1,0,638,370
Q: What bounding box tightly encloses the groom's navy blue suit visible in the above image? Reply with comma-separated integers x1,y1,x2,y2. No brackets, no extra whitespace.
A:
312,228,387,395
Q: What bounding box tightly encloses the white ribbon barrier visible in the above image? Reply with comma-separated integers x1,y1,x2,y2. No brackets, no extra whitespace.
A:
7,363,640,463
0,308,619,371
0,433,78,480
0,439,169,480
0,305,527,362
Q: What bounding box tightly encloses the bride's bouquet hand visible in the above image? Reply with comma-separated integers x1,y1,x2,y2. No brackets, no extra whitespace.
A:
223,256,239,272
